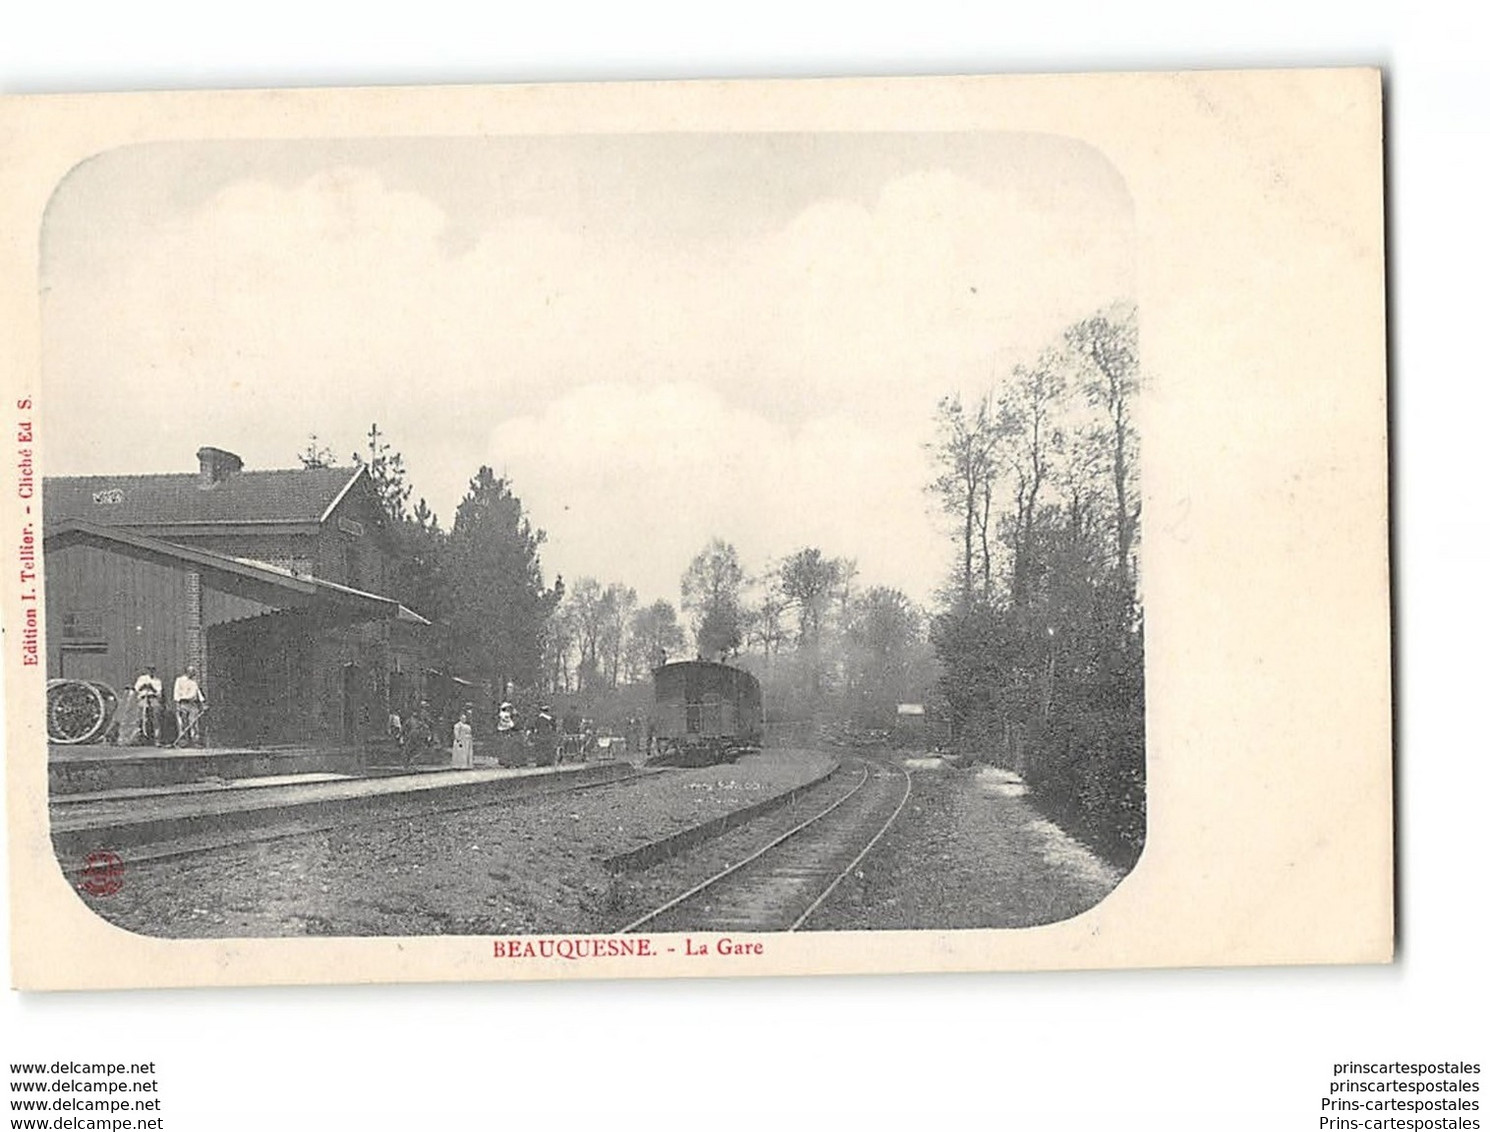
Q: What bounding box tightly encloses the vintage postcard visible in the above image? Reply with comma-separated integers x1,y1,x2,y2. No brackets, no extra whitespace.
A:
1,70,1390,990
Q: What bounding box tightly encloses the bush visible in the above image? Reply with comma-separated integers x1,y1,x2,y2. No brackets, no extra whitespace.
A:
1025,707,1145,869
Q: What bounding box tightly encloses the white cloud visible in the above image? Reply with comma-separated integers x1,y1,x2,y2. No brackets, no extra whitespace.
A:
489,383,936,605
42,145,1133,606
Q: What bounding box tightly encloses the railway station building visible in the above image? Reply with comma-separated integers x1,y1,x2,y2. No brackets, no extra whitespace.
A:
42,446,437,749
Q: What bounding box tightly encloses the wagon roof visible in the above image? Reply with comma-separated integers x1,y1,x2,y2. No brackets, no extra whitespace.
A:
653,659,750,676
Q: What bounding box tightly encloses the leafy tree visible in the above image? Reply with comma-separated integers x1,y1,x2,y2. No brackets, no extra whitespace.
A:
776,546,852,697
779,547,843,647
843,586,925,726
394,495,448,622
625,599,686,682
695,604,743,661
681,538,745,659
445,467,561,696
852,587,921,672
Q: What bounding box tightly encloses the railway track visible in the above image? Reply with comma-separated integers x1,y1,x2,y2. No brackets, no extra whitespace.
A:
616,754,912,934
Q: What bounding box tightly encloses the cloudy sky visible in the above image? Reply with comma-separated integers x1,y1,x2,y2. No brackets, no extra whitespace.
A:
40,133,1133,609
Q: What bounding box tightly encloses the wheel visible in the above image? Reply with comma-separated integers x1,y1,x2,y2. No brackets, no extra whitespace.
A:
47,679,109,744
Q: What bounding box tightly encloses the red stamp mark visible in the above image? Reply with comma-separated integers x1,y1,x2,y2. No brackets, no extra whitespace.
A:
79,850,124,896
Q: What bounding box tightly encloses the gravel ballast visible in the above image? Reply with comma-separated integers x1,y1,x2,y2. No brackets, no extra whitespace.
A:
77,750,837,938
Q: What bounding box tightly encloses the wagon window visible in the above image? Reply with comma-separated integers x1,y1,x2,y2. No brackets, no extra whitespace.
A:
701,693,724,734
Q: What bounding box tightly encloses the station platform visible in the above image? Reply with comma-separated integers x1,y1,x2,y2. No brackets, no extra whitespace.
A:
48,744,373,795
49,758,640,862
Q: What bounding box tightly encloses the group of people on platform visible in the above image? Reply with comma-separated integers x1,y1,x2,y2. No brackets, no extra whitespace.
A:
130,664,207,748
126,663,628,769
452,701,562,770
388,698,617,772
387,700,488,770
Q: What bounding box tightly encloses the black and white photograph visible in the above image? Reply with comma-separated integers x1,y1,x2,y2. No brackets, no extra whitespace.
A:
37,131,1144,940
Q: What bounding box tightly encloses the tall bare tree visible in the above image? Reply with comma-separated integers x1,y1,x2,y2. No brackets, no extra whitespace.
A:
565,576,606,690
832,558,860,635
1066,304,1140,606
543,598,578,693
995,355,1067,610
929,394,999,607
598,583,637,689
297,433,337,469
742,566,791,659
352,422,413,525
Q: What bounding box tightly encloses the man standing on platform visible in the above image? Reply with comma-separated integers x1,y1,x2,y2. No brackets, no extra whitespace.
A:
133,666,163,746
402,700,432,768
173,664,206,747
533,704,557,766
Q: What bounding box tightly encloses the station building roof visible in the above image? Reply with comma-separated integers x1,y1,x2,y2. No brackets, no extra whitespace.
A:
42,465,365,531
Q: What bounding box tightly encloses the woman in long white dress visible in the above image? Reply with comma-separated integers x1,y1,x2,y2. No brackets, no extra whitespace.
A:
452,711,474,770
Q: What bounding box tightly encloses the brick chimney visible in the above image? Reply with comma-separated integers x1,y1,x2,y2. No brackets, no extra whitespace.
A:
196,446,243,488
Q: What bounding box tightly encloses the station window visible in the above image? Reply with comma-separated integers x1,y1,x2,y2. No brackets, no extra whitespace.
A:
61,609,105,642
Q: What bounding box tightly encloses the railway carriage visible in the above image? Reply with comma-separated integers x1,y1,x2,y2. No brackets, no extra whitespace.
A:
649,660,763,767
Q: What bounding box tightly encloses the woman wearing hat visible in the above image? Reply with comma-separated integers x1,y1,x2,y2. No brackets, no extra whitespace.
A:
492,701,515,766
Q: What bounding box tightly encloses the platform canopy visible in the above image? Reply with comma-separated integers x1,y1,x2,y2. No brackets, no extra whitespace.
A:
44,519,427,628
